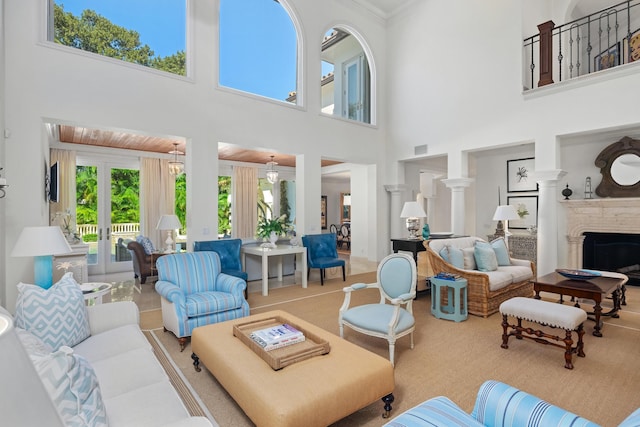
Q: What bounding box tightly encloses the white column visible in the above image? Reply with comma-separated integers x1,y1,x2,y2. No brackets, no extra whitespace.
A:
441,178,474,236
536,170,566,276
384,184,408,240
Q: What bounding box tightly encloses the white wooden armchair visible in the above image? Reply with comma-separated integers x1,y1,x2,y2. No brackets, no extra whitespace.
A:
338,253,417,366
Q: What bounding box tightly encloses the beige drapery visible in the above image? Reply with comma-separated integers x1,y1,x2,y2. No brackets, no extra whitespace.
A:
49,148,77,224
140,158,175,249
232,166,257,239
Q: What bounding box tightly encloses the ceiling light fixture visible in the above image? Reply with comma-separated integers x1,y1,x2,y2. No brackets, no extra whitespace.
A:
266,155,279,184
168,142,184,175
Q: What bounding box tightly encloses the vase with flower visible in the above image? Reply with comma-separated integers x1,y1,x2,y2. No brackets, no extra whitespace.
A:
256,214,292,248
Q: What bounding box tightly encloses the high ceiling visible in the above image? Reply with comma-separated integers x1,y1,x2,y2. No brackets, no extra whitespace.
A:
57,125,342,168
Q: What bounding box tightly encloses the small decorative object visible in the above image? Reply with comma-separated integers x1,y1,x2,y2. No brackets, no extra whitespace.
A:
556,268,602,281
584,177,593,199
422,224,430,239
562,184,573,200
257,214,292,248
400,201,427,239
52,210,81,243
527,225,537,235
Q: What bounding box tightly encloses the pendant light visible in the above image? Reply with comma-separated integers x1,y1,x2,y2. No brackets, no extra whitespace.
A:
168,142,184,175
266,155,278,184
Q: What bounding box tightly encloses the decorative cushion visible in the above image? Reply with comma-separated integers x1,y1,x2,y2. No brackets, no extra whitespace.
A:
439,247,450,263
31,346,108,427
15,327,53,356
15,272,91,350
445,245,464,269
462,248,477,270
136,235,155,254
490,237,511,266
475,244,498,272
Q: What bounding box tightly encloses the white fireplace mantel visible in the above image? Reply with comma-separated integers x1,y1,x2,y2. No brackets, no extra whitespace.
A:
561,198,640,268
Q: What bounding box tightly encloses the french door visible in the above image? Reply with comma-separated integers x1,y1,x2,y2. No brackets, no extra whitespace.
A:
76,156,140,276
342,54,370,123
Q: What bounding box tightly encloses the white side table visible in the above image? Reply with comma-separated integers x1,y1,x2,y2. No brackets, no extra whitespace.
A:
241,245,307,296
81,283,112,305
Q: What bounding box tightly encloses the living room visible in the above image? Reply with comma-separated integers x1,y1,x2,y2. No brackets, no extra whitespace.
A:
1,0,640,425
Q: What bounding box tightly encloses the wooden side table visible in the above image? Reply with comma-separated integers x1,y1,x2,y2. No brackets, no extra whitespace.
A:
390,238,425,264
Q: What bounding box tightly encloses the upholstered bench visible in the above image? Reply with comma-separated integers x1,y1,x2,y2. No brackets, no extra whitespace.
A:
500,297,587,369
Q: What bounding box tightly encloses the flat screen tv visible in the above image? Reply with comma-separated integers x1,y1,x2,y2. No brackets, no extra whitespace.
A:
49,162,59,203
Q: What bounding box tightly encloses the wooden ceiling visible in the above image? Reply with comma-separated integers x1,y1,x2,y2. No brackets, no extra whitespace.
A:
58,125,341,168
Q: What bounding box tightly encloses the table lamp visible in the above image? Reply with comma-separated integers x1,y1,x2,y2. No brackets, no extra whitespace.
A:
11,226,72,289
156,214,182,253
400,201,427,239
492,205,519,238
0,313,65,426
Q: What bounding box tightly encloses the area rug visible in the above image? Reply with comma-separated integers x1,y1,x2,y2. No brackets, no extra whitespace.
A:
143,330,219,426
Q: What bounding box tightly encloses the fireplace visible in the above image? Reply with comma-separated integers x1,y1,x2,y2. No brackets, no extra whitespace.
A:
582,232,640,285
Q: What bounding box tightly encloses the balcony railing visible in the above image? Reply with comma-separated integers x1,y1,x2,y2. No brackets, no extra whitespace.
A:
76,223,140,238
524,0,640,90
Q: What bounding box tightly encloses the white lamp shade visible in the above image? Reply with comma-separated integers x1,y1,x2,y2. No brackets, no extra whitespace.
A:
400,201,427,218
11,226,72,257
156,214,182,230
0,314,65,426
493,205,520,221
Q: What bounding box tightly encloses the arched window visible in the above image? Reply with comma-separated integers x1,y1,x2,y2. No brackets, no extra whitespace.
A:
320,28,373,124
48,0,187,76
219,0,298,104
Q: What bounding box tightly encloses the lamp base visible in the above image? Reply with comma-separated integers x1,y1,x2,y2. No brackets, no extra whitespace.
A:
34,255,54,289
164,231,174,253
406,218,421,239
494,220,505,238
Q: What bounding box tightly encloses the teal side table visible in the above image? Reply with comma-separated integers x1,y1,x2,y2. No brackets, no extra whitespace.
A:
430,276,468,322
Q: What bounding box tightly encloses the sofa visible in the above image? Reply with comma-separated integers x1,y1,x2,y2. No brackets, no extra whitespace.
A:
384,380,640,427
2,295,212,427
426,236,535,317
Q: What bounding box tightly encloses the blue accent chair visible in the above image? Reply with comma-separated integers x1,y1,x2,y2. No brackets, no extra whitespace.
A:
194,239,248,298
302,233,346,286
339,253,417,366
155,252,249,351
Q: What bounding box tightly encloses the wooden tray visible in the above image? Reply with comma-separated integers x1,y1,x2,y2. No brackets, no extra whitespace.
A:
233,315,331,370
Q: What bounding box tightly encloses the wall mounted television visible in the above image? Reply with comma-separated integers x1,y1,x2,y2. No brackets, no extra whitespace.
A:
49,162,59,203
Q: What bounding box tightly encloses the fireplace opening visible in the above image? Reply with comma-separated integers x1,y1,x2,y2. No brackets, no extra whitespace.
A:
583,232,640,285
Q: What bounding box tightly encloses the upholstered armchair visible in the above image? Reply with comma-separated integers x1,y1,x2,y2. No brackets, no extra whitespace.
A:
127,240,156,284
155,252,249,351
193,239,248,281
302,233,346,286
339,253,417,366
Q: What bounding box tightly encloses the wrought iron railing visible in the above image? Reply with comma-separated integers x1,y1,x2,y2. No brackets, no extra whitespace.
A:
524,0,640,90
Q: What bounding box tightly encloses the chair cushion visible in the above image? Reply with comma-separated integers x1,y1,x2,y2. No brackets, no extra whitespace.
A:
342,304,414,334
384,396,484,427
15,273,91,350
185,292,244,317
223,269,249,281
310,256,345,269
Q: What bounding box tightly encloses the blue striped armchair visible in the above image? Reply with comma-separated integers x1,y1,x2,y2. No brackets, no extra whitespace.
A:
155,252,249,351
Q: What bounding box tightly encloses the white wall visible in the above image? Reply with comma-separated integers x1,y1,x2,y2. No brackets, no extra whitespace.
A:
1,0,389,310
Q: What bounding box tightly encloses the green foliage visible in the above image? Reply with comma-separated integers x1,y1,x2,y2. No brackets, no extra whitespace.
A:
83,233,98,242
256,214,291,239
175,173,186,233
110,168,139,223
53,4,186,76
279,181,290,221
76,166,98,224
218,176,231,236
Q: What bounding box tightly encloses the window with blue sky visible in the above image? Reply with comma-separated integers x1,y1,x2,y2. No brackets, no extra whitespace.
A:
50,0,187,76
219,0,297,103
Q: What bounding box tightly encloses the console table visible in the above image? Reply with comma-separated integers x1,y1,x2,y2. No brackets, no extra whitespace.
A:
390,238,425,264
241,245,307,296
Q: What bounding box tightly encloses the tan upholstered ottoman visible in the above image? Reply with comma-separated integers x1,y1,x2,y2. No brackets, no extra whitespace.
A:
191,310,395,427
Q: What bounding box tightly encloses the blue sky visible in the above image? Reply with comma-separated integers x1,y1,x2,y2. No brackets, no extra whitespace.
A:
56,0,304,101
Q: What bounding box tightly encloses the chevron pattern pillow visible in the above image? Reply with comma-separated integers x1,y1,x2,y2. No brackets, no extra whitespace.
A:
15,272,91,350
31,346,108,427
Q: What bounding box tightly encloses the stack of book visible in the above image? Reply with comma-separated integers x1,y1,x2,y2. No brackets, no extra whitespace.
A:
249,323,305,351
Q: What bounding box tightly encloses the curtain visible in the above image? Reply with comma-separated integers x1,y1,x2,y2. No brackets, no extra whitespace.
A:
49,149,77,226
232,166,257,239
140,158,175,249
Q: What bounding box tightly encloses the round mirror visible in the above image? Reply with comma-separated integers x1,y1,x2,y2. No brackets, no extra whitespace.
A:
611,153,640,186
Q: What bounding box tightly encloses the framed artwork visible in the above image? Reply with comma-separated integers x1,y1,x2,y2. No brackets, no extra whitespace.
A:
507,157,537,192
340,193,351,223
623,29,640,64
507,196,538,230
321,195,327,230
594,42,620,71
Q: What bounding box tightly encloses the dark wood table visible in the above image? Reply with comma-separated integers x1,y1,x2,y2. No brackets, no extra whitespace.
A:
391,238,426,264
533,272,624,337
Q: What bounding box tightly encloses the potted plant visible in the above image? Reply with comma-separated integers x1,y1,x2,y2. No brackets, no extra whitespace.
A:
256,214,292,247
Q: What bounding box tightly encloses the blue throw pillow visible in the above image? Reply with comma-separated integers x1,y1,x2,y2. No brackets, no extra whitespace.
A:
490,237,511,266
446,246,464,269
439,247,450,263
136,235,155,254
474,244,498,272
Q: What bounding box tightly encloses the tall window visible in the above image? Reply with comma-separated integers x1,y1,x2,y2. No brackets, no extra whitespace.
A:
219,0,298,103
49,0,187,76
320,28,372,124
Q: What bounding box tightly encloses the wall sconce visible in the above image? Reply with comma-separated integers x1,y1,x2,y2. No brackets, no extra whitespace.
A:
0,167,8,198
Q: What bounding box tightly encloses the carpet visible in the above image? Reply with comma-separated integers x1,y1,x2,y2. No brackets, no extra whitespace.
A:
142,275,640,427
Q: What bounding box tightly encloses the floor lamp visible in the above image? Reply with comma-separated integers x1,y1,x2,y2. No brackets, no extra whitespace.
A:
11,226,72,289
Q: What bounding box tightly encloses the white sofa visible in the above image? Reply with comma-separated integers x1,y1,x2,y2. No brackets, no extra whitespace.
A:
426,236,535,317
4,301,213,427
